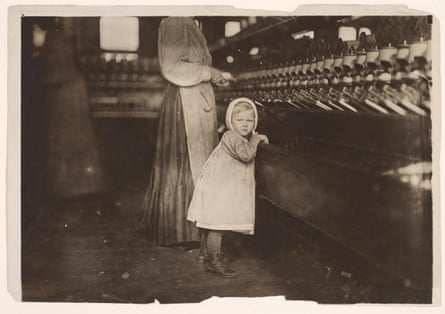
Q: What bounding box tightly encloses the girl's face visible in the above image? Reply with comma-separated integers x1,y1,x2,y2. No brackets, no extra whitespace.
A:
231,109,255,137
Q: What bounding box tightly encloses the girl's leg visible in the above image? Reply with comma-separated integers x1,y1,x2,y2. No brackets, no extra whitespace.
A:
197,228,209,263
207,230,223,256
206,230,238,278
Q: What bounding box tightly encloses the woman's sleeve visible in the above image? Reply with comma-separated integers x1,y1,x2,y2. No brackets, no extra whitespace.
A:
222,131,262,163
158,18,212,87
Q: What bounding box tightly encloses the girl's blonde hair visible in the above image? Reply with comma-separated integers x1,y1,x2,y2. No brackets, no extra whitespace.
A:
231,102,255,117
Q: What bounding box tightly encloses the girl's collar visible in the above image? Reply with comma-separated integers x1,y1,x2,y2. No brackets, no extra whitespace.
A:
228,129,251,141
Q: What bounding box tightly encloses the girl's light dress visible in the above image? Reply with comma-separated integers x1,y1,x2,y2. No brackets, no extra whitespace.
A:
187,130,262,234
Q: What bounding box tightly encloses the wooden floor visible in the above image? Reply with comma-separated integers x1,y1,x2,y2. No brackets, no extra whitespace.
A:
21,187,431,304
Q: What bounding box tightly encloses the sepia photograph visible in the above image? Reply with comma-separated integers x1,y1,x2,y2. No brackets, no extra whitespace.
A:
6,3,438,308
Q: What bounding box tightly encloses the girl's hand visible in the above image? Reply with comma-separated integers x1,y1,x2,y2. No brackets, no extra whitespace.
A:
258,134,269,144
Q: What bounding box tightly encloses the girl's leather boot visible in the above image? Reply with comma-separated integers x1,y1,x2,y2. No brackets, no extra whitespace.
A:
206,254,238,278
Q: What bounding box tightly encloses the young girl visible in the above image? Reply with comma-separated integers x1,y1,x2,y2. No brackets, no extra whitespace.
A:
187,97,269,278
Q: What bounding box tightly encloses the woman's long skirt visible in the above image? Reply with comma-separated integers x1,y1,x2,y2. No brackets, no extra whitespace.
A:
43,75,105,199
139,84,199,245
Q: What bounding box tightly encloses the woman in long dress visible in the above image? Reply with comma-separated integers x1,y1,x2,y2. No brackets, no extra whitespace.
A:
39,18,105,199
139,17,233,246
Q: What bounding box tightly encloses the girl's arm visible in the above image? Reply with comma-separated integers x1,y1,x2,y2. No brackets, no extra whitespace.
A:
222,131,263,163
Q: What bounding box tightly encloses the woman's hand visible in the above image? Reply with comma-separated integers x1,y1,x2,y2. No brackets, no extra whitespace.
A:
214,72,236,86
220,72,236,82
209,67,236,86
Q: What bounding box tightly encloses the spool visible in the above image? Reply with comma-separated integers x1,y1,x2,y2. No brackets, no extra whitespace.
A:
356,49,367,65
333,55,343,71
397,40,410,60
323,57,334,72
294,63,302,74
425,40,432,63
316,59,325,72
355,50,367,71
366,49,380,66
409,38,428,63
310,61,317,73
343,53,357,71
379,44,397,67
301,61,310,75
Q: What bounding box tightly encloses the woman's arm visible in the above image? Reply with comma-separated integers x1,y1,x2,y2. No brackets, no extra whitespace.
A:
158,17,213,87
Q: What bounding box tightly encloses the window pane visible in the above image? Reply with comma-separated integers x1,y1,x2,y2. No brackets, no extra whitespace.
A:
32,23,47,48
225,21,241,37
338,26,357,41
100,17,139,51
